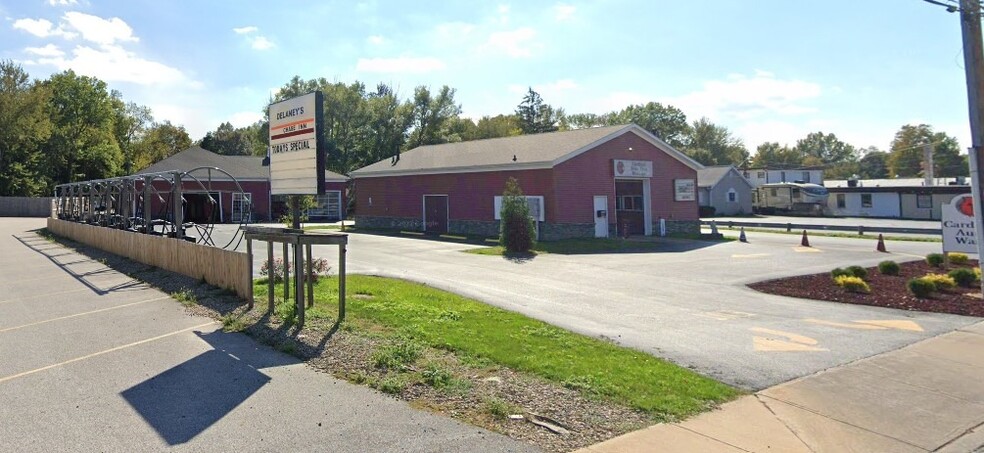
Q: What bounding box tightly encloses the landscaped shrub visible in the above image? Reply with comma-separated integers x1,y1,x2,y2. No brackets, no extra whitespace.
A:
948,268,978,287
950,253,970,265
923,273,957,290
976,267,982,280
846,265,868,280
878,260,900,276
834,275,870,293
499,177,536,253
831,267,852,280
259,257,332,283
907,278,936,298
699,205,716,217
926,253,945,268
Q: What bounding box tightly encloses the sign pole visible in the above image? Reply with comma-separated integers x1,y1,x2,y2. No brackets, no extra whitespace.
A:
959,0,984,297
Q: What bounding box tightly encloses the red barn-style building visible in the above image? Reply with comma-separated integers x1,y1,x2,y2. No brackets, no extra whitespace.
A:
350,124,702,240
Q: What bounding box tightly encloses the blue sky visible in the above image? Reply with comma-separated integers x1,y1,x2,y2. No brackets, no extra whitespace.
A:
0,0,973,154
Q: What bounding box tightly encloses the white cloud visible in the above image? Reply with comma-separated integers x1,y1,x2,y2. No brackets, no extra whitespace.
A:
61,12,137,45
15,18,52,36
24,43,64,57
554,3,576,21
47,0,79,5
30,44,192,86
356,56,446,74
497,4,510,14
367,35,384,45
484,27,537,58
232,26,258,35
250,36,274,50
667,72,822,122
228,110,264,128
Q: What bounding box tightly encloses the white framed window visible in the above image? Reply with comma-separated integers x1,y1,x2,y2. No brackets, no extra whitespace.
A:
916,194,932,209
232,192,252,222
861,194,873,208
307,191,343,220
727,189,737,203
493,196,544,221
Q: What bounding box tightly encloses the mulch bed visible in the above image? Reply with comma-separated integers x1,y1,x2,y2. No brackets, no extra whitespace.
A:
749,259,984,317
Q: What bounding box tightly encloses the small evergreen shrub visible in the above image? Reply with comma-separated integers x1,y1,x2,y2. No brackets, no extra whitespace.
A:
925,253,944,268
948,268,978,287
499,177,536,253
907,278,936,298
846,265,868,280
834,275,870,293
923,273,956,290
878,260,900,276
830,267,852,280
950,253,970,265
976,267,982,280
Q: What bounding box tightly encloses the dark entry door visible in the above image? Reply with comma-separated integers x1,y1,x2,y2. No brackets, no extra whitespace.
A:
424,195,448,234
183,192,219,224
615,180,645,236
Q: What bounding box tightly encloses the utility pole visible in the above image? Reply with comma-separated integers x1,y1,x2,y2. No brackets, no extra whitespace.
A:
959,0,984,296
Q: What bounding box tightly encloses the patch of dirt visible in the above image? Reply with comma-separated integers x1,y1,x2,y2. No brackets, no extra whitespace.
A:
45,232,657,453
749,259,984,317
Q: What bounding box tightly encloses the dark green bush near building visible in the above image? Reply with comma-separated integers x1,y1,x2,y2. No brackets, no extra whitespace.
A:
878,260,900,276
499,177,536,253
830,268,852,280
907,278,936,298
846,265,868,280
950,253,969,265
926,253,944,268
948,268,978,288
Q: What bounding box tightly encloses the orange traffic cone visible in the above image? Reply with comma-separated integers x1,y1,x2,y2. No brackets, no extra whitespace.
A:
876,233,887,252
801,230,811,247
739,227,747,243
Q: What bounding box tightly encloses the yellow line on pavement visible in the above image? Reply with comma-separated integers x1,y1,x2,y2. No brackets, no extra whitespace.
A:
0,296,171,334
0,321,216,385
804,318,887,330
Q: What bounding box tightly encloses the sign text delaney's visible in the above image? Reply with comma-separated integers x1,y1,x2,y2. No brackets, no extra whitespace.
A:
269,92,324,195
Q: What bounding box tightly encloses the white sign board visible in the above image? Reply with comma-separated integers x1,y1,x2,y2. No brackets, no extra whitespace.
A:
674,179,696,201
493,196,545,221
269,92,324,195
614,159,653,178
942,194,977,253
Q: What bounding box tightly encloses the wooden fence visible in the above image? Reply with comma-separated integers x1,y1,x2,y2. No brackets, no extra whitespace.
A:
47,218,251,300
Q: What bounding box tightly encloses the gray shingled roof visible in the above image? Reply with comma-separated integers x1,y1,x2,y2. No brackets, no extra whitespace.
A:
136,146,348,182
697,165,737,188
350,124,701,177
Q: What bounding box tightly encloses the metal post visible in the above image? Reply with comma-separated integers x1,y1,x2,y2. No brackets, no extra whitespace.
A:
959,0,984,297
294,236,305,327
143,176,153,233
246,237,254,310
267,241,275,312
306,243,314,308
338,242,346,321
172,172,184,239
282,242,290,301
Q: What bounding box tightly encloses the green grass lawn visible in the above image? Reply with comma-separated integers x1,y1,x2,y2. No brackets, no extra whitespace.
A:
255,275,739,419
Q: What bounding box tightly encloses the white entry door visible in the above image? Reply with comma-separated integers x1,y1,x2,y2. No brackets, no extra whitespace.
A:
593,195,609,238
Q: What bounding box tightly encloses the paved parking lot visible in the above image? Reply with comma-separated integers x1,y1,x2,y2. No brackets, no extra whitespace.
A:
215,224,979,390
0,218,535,452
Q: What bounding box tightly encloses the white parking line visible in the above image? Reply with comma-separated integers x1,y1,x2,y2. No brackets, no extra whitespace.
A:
0,322,216,385
0,296,171,334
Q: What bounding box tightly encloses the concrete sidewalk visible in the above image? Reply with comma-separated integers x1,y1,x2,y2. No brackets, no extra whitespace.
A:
576,322,984,452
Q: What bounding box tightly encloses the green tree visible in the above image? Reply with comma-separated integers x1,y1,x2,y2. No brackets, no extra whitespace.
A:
515,87,560,134
887,124,963,178
132,120,192,171
750,142,803,168
405,85,462,149
0,60,51,196
473,114,522,139
682,118,748,166
794,132,857,165
43,70,122,186
499,177,536,253
858,148,889,179
199,121,255,156
111,97,153,174
608,102,690,148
